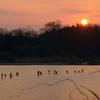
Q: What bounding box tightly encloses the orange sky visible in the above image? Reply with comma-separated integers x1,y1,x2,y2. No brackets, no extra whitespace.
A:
0,0,100,30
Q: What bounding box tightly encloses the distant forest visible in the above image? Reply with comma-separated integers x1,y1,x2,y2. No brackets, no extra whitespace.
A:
0,20,100,64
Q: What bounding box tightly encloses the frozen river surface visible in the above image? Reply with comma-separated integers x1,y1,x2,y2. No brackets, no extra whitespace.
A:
0,65,100,100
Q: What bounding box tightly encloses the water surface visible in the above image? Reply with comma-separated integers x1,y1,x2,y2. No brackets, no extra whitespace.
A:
0,65,99,100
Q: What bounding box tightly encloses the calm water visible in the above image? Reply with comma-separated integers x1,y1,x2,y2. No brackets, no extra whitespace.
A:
0,65,99,100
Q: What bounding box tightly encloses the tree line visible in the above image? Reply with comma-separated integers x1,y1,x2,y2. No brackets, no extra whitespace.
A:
0,20,100,64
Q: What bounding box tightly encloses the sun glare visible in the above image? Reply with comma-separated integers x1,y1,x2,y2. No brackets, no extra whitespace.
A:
81,19,88,25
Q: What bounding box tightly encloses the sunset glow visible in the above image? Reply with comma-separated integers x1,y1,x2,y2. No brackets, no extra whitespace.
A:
0,0,100,30
81,19,88,25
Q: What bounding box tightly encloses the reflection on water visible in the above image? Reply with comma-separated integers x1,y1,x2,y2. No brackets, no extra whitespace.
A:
0,65,99,100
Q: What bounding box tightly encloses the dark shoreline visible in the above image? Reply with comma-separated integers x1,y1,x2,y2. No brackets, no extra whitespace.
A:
0,62,98,65
0,62,70,65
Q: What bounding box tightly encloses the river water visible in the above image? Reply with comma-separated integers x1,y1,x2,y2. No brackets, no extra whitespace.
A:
0,65,100,100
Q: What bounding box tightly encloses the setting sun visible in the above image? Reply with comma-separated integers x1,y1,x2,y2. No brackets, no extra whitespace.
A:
81,19,88,25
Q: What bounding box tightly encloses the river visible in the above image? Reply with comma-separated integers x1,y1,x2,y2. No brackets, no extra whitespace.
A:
0,65,99,100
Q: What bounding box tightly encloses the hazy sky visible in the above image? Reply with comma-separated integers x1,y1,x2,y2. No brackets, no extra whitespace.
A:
0,0,100,30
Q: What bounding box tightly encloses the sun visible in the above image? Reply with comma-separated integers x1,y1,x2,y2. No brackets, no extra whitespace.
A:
81,19,88,25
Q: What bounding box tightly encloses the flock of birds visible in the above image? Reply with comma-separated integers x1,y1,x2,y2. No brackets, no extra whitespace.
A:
37,69,84,76
0,72,19,80
0,69,84,80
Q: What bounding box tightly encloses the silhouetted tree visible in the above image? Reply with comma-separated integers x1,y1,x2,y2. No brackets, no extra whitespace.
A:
0,22,100,63
40,20,62,33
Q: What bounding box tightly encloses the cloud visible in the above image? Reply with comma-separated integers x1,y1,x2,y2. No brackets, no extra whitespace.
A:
0,9,42,16
0,9,54,17
63,9,91,13
93,14,100,17
0,10,11,14
0,10,32,16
